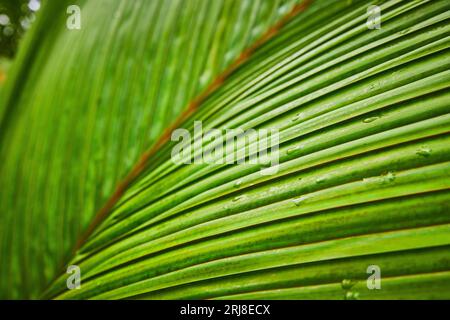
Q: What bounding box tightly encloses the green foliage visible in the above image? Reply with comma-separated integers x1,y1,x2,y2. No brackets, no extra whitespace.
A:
0,0,449,300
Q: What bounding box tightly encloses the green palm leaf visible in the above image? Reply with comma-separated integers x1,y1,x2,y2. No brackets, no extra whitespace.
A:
0,0,449,300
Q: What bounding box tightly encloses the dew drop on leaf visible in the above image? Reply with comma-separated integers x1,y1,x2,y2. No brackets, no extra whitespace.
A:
380,171,396,184
278,4,289,15
363,116,380,123
291,113,303,122
399,28,411,35
315,176,327,184
416,146,432,158
292,196,306,206
232,195,245,202
341,279,357,290
345,291,360,300
286,145,303,155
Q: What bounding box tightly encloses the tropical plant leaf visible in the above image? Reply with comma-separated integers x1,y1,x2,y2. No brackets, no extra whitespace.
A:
0,0,301,299
1,0,449,300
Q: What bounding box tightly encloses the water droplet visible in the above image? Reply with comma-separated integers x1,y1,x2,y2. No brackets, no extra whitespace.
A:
345,291,360,300
260,160,272,169
368,82,378,91
381,171,396,184
316,176,327,184
416,146,432,158
278,4,289,15
232,195,245,202
341,279,357,290
287,145,303,155
251,25,263,38
234,179,243,188
399,28,410,35
224,50,236,63
363,116,380,123
292,196,307,206
199,70,212,86
364,172,396,185
291,113,304,122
